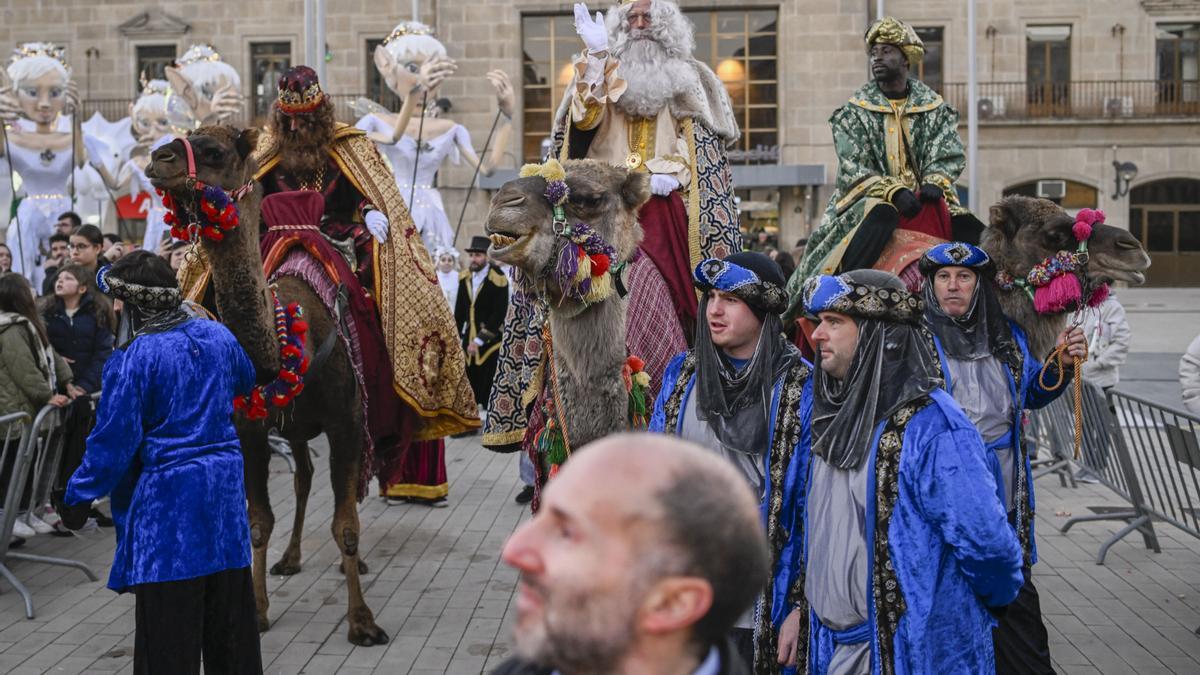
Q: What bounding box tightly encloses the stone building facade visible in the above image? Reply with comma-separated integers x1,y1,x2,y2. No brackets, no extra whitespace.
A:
3,0,1198,284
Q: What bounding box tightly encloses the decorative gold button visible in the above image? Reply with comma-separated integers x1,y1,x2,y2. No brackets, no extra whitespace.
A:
625,152,643,170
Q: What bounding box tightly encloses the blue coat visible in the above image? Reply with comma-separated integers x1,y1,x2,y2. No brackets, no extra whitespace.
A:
931,320,1069,565
42,294,114,394
66,319,255,593
651,352,812,669
806,390,1024,675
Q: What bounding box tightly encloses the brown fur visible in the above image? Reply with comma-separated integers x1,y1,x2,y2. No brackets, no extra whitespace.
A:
486,160,651,448
981,195,1150,356
146,125,389,647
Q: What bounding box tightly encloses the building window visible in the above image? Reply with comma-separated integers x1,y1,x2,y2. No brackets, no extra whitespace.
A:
1156,23,1199,113
249,42,291,122
914,27,943,93
365,38,403,111
1130,178,1200,286
1003,179,1097,209
1026,25,1071,117
135,45,176,95
519,9,779,163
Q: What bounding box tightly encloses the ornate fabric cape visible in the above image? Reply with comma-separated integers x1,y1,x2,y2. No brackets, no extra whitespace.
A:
181,123,478,440
650,351,813,673
804,390,1023,675
789,79,967,315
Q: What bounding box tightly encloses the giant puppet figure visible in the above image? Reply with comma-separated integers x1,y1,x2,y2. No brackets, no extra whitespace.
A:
0,43,87,289
164,44,244,131
483,0,736,451
787,17,986,319
357,21,515,257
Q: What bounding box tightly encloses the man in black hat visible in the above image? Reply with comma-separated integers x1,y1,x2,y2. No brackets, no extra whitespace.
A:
456,236,509,408
650,251,811,671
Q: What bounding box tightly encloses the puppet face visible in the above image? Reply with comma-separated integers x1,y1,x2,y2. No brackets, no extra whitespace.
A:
132,101,174,141
17,70,68,126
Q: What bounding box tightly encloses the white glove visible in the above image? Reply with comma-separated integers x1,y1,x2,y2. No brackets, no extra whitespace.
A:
574,3,609,54
364,210,389,243
650,174,681,197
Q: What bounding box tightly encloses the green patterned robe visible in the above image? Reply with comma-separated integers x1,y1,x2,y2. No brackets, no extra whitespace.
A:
786,79,966,317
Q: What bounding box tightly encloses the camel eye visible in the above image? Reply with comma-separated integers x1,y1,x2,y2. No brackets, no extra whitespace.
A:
569,192,604,209
202,147,224,163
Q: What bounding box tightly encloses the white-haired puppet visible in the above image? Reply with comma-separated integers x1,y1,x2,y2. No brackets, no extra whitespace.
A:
356,21,515,255
0,42,88,288
88,78,180,251
164,44,244,129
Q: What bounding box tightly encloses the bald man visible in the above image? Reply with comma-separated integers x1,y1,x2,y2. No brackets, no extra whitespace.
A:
492,434,768,675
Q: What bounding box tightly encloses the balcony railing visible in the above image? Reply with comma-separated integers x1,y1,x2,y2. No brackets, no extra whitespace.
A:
79,93,385,128
940,80,1200,121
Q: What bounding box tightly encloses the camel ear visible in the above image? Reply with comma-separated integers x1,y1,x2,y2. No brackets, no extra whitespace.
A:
988,201,1019,240
236,128,260,160
621,171,651,212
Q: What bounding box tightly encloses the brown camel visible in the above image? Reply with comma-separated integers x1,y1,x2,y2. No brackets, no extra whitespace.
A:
982,195,1151,356
145,126,388,646
485,159,650,450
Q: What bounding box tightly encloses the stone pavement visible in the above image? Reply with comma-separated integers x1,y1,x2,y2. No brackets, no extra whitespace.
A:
2,432,1199,674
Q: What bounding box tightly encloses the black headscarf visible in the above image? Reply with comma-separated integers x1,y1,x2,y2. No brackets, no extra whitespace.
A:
808,270,943,470
693,252,798,456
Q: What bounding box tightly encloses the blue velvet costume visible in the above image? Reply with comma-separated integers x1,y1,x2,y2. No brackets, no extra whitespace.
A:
932,320,1068,565
805,390,1024,675
66,319,255,593
651,353,812,671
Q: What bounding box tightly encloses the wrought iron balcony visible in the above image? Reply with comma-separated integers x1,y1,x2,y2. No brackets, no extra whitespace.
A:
940,80,1200,121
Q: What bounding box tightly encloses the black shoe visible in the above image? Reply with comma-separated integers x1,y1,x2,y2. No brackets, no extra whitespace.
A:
514,485,534,505
8,535,24,549
90,507,114,527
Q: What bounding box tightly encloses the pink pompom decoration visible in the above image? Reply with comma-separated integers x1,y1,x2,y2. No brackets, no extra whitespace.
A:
1072,219,1093,242
1033,273,1082,314
1073,208,1106,242
1087,283,1110,307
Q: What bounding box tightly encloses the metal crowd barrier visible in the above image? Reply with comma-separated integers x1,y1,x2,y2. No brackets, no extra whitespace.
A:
1028,393,1078,488
0,403,98,619
1031,381,1200,565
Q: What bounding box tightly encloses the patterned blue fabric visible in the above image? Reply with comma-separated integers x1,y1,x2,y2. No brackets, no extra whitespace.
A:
66,319,255,593
920,242,990,271
801,274,924,324
805,390,1023,675
932,320,1069,565
651,352,813,674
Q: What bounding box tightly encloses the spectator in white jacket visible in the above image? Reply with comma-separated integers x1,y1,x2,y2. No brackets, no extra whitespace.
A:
1181,333,1200,416
1081,294,1132,391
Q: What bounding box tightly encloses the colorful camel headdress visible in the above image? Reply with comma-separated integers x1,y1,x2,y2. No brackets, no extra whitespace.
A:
995,208,1110,314
519,158,620,306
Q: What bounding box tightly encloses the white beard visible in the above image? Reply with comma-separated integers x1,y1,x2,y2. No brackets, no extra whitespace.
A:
611,37,699,119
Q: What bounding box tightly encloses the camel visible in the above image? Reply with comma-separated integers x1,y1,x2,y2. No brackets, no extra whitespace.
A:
982,196,1151,356
145,126,388,646
485,159,652,451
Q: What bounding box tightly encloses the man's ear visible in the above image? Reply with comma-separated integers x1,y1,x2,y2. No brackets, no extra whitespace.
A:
637,577,713,636
236,128,260,161
621,170,651,212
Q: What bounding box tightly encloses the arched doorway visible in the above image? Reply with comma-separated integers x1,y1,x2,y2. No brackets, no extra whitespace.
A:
1130,178,1200,286
1003,179,1099,210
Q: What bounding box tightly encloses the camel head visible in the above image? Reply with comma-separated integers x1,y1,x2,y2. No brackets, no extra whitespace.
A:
485,159,650,305
146,125,259,200
982,195,1150,354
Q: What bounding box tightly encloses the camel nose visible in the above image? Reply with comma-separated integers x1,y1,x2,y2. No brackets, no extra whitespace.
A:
152,146,176,164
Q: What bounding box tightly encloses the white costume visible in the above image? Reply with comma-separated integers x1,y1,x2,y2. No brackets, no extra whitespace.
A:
356,114,471,254
5,143,71,288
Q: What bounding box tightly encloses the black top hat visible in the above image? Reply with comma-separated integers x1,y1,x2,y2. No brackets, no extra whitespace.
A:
466,236,491,254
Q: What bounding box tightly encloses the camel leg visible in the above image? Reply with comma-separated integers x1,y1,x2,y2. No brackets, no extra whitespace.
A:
270,440,313,576
327,424,388,646
241,426,275,633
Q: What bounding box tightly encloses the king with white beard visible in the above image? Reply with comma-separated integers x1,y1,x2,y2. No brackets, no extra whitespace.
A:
558,0,741,339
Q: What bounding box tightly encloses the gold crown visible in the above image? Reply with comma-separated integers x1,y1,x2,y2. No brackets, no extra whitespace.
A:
175,44,222,68
277,82,324,115
382,23,436,45
11,43,67,68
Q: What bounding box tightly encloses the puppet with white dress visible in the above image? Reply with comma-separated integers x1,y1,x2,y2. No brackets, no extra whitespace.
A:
0,43,87,289
356,22,515,255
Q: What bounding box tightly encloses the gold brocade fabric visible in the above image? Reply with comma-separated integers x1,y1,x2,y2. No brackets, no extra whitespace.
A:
191,124,479,440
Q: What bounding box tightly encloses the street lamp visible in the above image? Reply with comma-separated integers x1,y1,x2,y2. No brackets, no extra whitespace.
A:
1112,159,1138,199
